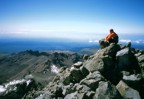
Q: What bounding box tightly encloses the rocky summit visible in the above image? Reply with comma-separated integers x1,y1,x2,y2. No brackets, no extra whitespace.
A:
1,43,144,99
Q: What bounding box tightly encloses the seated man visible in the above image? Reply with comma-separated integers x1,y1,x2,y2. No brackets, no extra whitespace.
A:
99,29,119,49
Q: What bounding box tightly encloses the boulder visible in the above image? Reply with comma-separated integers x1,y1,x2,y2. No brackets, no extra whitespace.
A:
0,79,36,99
84,55,115,73
70,68,84,83
116,80,141,99
80,66,89,77
84,58,104,72
116,48,131,72
73,61,83,68
62,83,74,96
64,92,77,99
80,71,105,91
137,54,144,63
93,81,122,99
122,74,144,99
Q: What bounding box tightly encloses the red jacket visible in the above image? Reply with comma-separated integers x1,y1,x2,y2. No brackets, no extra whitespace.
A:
105,32,117,41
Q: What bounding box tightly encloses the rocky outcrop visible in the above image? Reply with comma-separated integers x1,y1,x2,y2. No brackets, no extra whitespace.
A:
1,43,144,99
22,43,143,99
0,78,37,99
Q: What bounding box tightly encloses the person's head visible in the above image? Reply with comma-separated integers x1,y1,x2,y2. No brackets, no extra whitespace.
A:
110,29,114,33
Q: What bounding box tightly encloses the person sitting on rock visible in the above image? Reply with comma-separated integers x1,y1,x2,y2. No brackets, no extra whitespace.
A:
99,29,119,49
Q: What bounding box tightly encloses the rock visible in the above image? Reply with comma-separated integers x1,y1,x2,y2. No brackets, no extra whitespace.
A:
93,81,122,99
85,91,95,99
80,71,105,91
75,84,91,93
137,54,144,63
116,48,131,71
135,53,142,57
70,68,84,83
63,72,72,85
73,61,83,68
118,44,126,49
20,43,144,99
84,58,104,72
35,92,54,99
123,74,142,81
121,71,130,76
122,74,144,99
84,55,115,73
64,92,77,99
83,54,89,60
127,42,131,48
116,80,141,99
80,66,89,77
0,79,36,99
62,83,74,96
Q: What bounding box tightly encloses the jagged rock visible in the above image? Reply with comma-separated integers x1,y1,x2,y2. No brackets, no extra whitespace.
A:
16,43,144,99
116,47,141,74
63,72,72,85
80,66,89,77
73,61,83,68
64,92,77,99
70,68,84,83
84,55,114,73
0,79,37,99
80,71,105,91
116,48,130,71
62,83,74,96
84,58,104,72
83,54,89,60
135,52,142,57
122,74,144,99
76,84,91,93
103,43,119,56
93,81,122,99
94,43,119,58
116,80,141,99
137,54,144,63
123,74,142,81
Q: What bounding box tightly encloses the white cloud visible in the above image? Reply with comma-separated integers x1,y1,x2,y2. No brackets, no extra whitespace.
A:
120,39,131,43
120,39,144,44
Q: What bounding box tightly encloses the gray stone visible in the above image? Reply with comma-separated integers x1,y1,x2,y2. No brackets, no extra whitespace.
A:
116,48,131,71
84,55,114,73
135,53,142,57
76,84,91,93
116,80,141,99
77,92,86,99
84,58,104,72
93,81,122,99
80,66,89,77
70,68,84,83
85,91,95,98
80,71,105,91
62,83,74,96
137,54,144,63
63,72,72,85
123,74,142,81
73,61,83,68
64,92,77,99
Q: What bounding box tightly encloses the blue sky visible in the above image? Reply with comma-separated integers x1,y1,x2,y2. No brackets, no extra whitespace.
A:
0,0,144,40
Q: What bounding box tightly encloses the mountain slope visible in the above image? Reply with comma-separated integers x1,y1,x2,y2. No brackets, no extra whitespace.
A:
0,50,83,84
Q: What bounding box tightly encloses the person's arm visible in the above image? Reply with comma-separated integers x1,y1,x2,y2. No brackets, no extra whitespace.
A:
105,33,116,41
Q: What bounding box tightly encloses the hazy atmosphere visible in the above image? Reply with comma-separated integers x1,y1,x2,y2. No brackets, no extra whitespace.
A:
0,0,144,41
